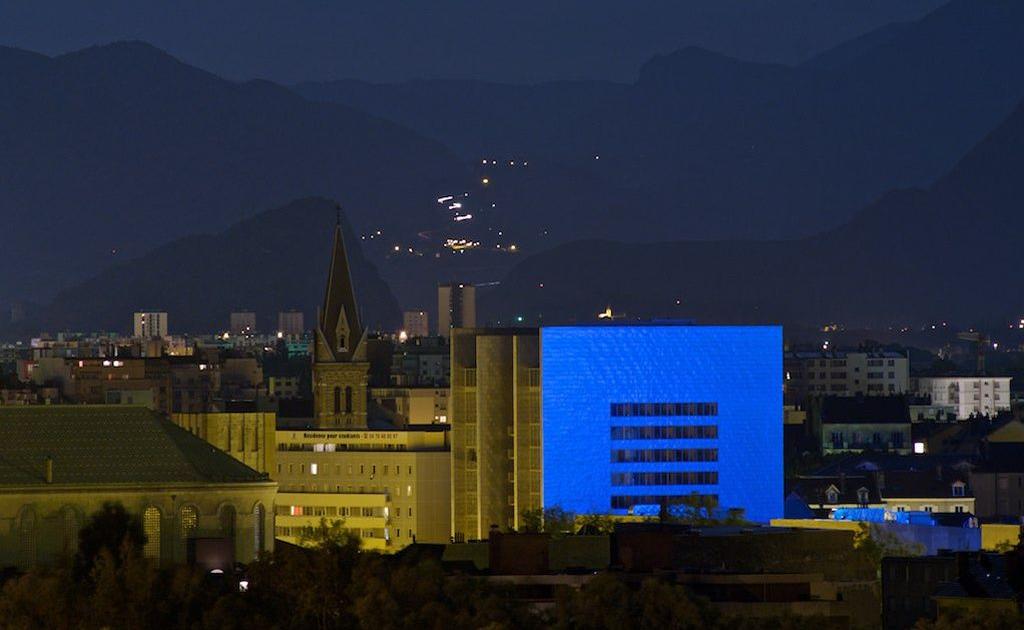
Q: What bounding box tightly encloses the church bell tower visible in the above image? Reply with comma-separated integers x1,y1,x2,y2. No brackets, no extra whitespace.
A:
312,208,369,428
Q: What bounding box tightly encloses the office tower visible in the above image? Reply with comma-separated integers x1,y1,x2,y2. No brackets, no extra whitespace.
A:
541,325,782,524
450,328,541,540
450,323,783,540
133,311,168,338
437,284,476,337
403,310,429,338
277,311,305,336
229,311,256,335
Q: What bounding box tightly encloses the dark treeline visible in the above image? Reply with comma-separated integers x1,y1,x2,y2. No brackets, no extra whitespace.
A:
0,503,1010,629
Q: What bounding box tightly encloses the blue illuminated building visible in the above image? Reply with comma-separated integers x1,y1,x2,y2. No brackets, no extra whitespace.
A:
541,324,783,523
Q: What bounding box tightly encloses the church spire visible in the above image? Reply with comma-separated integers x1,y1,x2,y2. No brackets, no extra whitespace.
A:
316,205,363,362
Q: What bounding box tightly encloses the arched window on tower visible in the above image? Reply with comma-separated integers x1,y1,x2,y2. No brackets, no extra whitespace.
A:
333,387,341,414
345,386,353,413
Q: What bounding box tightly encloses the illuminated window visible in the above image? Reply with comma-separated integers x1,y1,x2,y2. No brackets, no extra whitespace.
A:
310,463,318,475
143,507,161,560
179,505,198,540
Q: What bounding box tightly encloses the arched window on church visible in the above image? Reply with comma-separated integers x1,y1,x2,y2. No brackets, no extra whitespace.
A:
143,507,162,561
19,507,37,569
345,386,353,413
253,503,266,555
333,387,341,414
219,504,237,542
61,506,80,555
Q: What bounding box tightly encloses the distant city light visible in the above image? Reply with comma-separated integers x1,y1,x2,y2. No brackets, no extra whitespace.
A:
598,306,614,319
481,177,490,185
399,330,408,342
914,442,926,454
277,331,284,339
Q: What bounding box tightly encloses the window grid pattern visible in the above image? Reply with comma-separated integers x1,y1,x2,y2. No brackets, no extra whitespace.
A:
611,425,718,440
612,471,718,486
610,402,718,417
611,448,718,463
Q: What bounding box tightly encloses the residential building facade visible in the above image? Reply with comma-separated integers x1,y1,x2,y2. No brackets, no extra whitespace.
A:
785,351,908,405
133,311,168,339
912,376,1012,420
273,427,451,551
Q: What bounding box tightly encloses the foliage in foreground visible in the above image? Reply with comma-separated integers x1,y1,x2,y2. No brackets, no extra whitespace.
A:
0,509,851,629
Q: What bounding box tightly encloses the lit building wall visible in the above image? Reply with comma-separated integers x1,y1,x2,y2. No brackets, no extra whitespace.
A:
273,428,451,551
450,328,540,541
133,311,168,339
173,411,277,475
541,325,783,523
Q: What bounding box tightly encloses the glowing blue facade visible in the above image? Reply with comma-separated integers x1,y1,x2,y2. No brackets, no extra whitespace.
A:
541,325,782,523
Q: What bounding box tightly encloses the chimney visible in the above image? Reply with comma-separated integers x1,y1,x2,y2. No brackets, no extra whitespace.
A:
44,456,53,484
876,471,886,492
839,472,847,494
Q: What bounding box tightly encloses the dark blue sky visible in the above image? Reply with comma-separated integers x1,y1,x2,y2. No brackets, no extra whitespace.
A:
0,0,946,83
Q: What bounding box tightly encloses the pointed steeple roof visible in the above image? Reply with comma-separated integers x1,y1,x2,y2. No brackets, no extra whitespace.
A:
316,207,363,362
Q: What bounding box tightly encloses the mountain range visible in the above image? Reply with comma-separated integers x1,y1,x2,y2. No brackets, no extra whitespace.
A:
1,1,1023,335
5,198,400,337
0,41,465,305
297,0,1024,240
480,97,1024,329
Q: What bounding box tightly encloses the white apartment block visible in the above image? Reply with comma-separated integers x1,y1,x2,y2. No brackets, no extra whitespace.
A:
912,376,1012,420
784,351,908,402
133,311,168,339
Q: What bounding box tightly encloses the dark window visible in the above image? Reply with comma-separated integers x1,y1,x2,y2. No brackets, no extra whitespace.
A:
611,425,718,440
344,386,353,413
611,471,718,486
333,387,341,413
610,402,718,417
611,449,718,463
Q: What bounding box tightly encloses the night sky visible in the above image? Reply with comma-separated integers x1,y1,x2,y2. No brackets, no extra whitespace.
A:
0,0,945,83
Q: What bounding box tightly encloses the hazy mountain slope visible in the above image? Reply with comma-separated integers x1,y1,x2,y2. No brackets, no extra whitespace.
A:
0,42,466,304
480,99,1024,329
297,0,1024,240
13,198,400,336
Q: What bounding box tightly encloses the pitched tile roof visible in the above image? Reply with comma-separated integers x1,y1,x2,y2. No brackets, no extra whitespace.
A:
821,396,910,424
0,405,270,486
